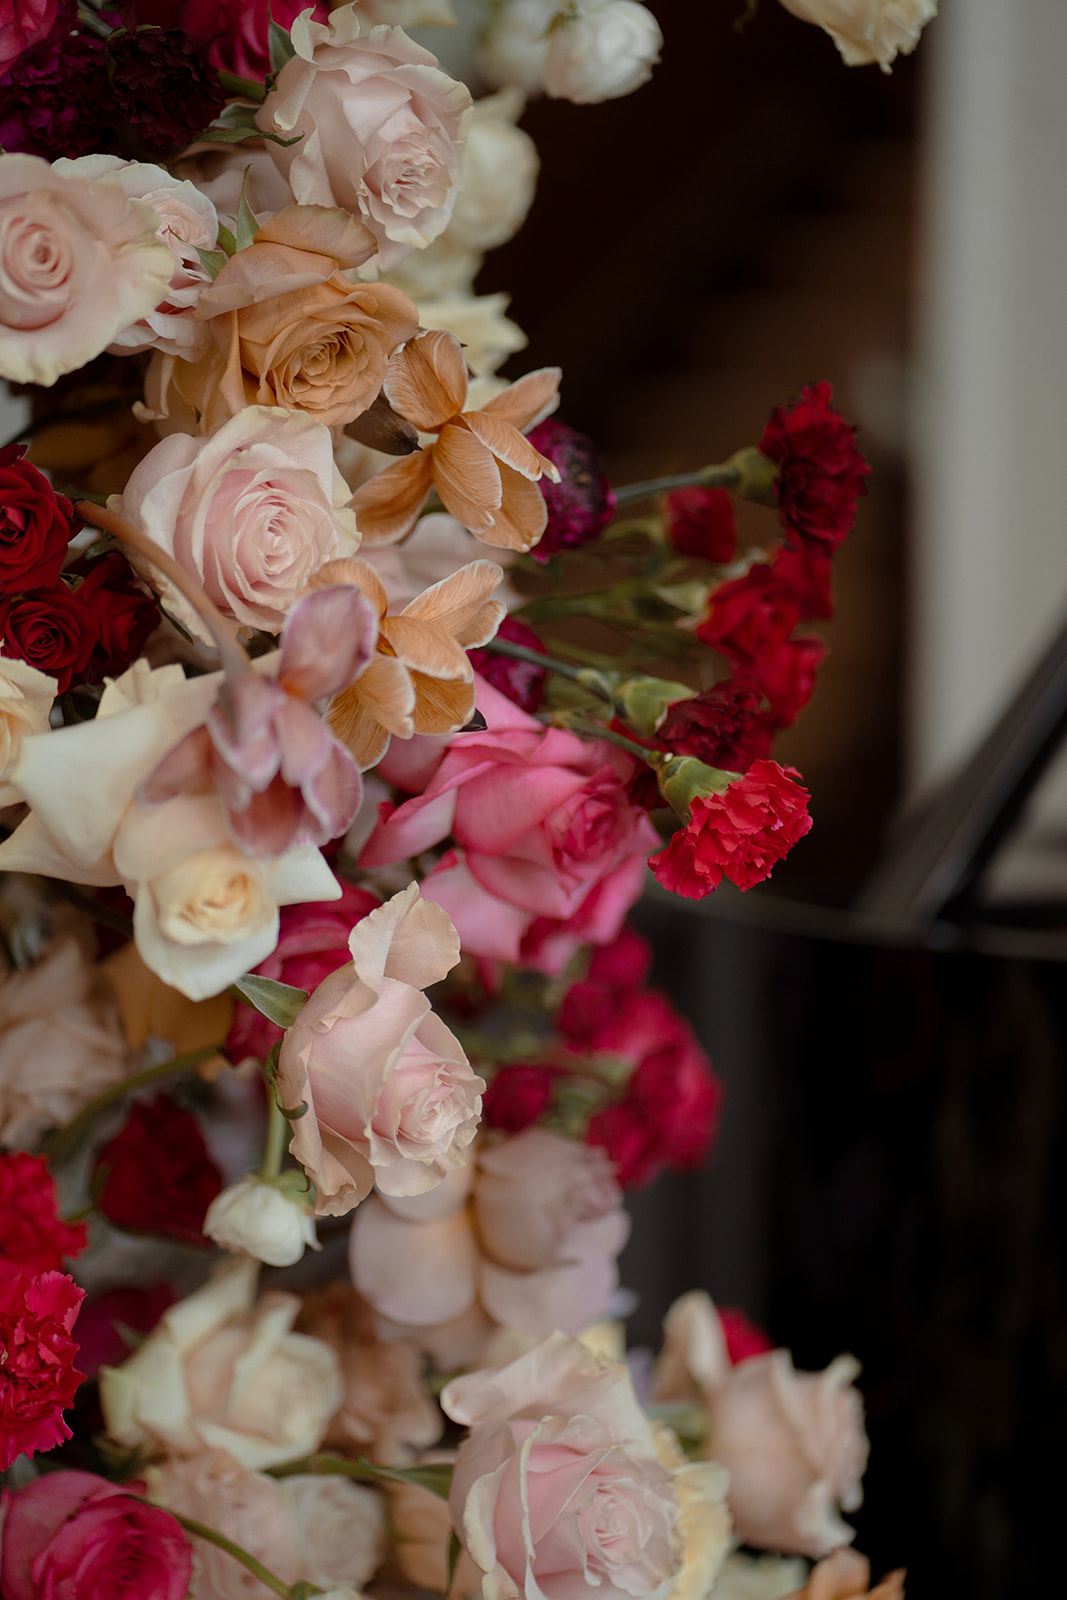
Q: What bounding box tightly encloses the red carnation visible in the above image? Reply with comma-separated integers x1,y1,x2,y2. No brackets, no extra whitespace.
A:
558,928,652,1045
772,542,834,622
0,1265,84,1472
756,633,827,728
527,419,616,561
71,551,160,682
657,680,774,772
0,583,99,693
0,1152,87,1272
0,444,75,593
758,380,870,553
92,1096,222,1245
664,487,736,563
483,1063,557,1134
650,759,812,900
697,563,799,671
469,616,548,713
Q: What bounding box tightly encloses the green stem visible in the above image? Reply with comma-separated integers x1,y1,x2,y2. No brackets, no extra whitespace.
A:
63,1202,95,1225
43,1045,222,1164
170,1513,294,1599
268,1452,454,1498
484,637,616,702
77,6,112,37
613,462,742,508
555,715,663,765
259,1089,288,1181
218,70,268,102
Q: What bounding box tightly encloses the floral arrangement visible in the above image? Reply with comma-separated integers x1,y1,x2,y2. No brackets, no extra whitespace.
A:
0,1,934,1598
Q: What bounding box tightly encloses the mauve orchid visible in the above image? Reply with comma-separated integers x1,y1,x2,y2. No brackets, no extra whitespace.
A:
143,585,377,857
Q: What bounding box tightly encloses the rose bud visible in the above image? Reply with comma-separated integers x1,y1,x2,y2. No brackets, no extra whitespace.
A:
204,1176,320,1269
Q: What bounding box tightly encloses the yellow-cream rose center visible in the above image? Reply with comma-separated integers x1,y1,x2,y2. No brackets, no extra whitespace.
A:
152,847,273,946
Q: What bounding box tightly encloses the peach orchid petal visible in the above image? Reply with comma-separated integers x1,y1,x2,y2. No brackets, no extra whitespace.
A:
398,560,506,649
409,674,478,737
480,460,548,552
432,424,501,534
480,366,562,432
352,450,435,545
310,555,390,619
380,616,473,681
328,654,417,764
463,410,558,482
384,329,470,433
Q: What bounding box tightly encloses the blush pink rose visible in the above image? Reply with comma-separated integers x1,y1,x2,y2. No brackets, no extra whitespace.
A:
362,676,659,974
277,882,483,1216
0,1471,191,1600
0,0,59,73
257,5,472,271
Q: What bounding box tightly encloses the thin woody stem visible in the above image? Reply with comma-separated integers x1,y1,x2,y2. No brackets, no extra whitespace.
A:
42,1046,222,1164
613,462,742,507
484,637,616,701
554,714,664,765
259,1091,288,1181
170,1514,294,1599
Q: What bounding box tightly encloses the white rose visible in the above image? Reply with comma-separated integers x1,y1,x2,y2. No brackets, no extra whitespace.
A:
448,90,539,253
544,0,663,104
204,1176,320,1268
711,1554,809,1600
479,0,557,96
147,1451,299,1600
0,657,54,804
280,1475,386,1592
777,0,936,70
416,292,527,378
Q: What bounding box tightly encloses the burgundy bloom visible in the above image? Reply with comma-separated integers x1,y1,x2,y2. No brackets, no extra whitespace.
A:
469,616,548,713
0,3,110,160
664,486,736,563
0,1152,87,1273
74,1283,175,1380
758,380,870,552
558,928,652,1045
0,583,99,693
0,444,75,593
772,541,835,621
657,680,774,772
527,419,616,561
650,759,812,900
482,1063,557,1134
107,25,225,155
92,1096,222,1246
0,1265,84,1472
71,551,160,682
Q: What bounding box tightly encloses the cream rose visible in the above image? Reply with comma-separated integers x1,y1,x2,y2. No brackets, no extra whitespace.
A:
257,5,472,271
278,1474,386,1593
778,0,936,70
204,1176,320,1268
53,155,218,359
480,0,557,97
447,90,538,253
115,408,358,639
0,153,173,386
0,656,54,804
148,1451,300,1600
101,1259,343,1470
544,0,663,103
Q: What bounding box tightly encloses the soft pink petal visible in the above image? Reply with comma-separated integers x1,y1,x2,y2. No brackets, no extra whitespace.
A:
349,1199,479,1325
280,586,378,703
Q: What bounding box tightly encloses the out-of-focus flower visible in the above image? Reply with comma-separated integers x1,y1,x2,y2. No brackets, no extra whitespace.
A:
204,1176,319,1268
758,381,870,552
754,633,828,728
277,1473,387,1595
0,4,109,160
0,153,172,387
772,542,835,621
657,680,775,772
353,329,561,551
0,1265,83,1471
0,583,98,693
0,0,59,72
482,1062,557,1133
0,1150,86,1270
317,553,505,769
786,1549,905,1600
101,1258,343,1470
480,0,557,96
414,290,528,379
650,757,812,899
278,882,482,1216
778,0,935,71
256,4,472,272
70,551,161,684
386,1473,482,1598
146,1450,299,1600
526,418,616,560
468,614,547,713
665,486,737,562
446,88,538,253
712,1554,809,1600
92,1095,223,1246
698,562,799,671
0,442,74,592
557,927,651,1040
544,0,663,103
0,1470,191,1600
350,1129,629,1367
180,0,330,78
0,656,55,804
107,26,225,156
74,1283,174,1380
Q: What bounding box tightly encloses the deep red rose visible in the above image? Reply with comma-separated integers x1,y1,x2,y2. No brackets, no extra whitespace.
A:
226,878,380,1062
0,3,109,159
527,419,616,561
177,0,330,78
0,1152,87,1273
664,487,736,563
650,759,812,900
74,1283,175,1380
696,563,799,672
468,616,548,714
657,680,775,772
720,1306,773,1364
772,542,834,622
755,633,827,728
92,1096,222,1245
0,444,74,593
0,583,99,693
0,0,60,73
71,551,160,682
558,927,653,1045
758,380,870,552
483,1063,557,1134
0,1265,84,1472
107,26,225,155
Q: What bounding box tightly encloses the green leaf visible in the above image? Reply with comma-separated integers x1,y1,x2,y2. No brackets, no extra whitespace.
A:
197,123,302,149
216,223,238,257
268,6,296,75
232,973,308,1029
235,174,259,251
279,1099,309,1122
196,247,228,280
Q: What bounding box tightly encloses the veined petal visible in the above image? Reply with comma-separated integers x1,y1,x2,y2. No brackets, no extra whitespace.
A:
380,616,472,681
479,367,562,432
464,412,558,482
353,452,434,546
433,424,501,535
483,462,548,552
383,328,469,432
309,556,390,619
410,673,478,737
399,559,506,649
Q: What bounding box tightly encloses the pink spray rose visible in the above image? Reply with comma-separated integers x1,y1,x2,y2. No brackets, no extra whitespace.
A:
0,0,60,73
363,676,659,974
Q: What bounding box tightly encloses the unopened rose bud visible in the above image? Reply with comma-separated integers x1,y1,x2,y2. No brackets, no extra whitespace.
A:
203,1176,319,1268
616,675,694,737
544,0,662,105
657,755,738,821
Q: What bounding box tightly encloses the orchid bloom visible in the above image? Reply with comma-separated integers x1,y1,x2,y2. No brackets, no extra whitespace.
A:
352,329,562,551
310,555,506,769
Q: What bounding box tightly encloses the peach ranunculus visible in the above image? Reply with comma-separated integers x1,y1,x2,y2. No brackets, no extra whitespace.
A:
349,1128,630,1368
654,1292,870,1560
353,329,561,551
777,0,936,71
787,1550,905,1600
147,206,420,434
0,154,173,387
0,658,342,999
101,1259,343,1470
52,156,219,360
309,554,504,768
442,1333,732,1600
114,408,359,639
256,5,472,272
277,882,483,1217
0,656,55,804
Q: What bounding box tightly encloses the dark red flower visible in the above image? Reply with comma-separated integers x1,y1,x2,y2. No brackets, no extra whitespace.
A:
107,25,225,155
664,487,736,563
650,759,812,900
0,583,99,693
483,1063,557,1134
758,380,870,552
176,0,330,78
772,542,834,622
74,1283,175,1380
92,1096,223,1246
755,633,827,728
720,1306,773,1364
469,617,548,713
696,563,799,672
0,1152,87,1273
527,419,616,561
657,680,774,772
0,444,74,593
0,1265,84,1472
71,551,160,682
0,3,110,159
558,927,652,1045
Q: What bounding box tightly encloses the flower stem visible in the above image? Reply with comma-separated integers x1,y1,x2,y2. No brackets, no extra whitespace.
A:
218,70,268,103
170,1513,294,1599
268,1452,454,1498
613,462,742,508
484,637,616,702
553,714,663,765
259,1089,288,1181
76,6,112,37
42,1046,222,1164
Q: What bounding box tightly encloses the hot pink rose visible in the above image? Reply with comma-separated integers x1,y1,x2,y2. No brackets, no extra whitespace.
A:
363,676,659,974
0,1471,191,1600
0,0,59,73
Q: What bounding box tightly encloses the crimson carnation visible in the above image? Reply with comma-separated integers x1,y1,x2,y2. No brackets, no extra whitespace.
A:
71,551,160,682
650,759,812,900
756,633,827,728
0,1266,84,1472
697,563,799,671
0,4,109,159
772,541,835,621
0,444,75,593
758,380,870,552
558,928,652,1045
107,25,225,155
527,419,616,561
664,486,736,563
483,1063,557,1134
92,1096,222,1245
657,680,774,772
0,583,99,693
469,616,549,713
0,1152,87,1272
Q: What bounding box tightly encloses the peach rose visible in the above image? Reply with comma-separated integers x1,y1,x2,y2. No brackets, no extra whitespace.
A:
0,153,172,387
349,1128,629,1367
278,882,483,1216
149,206,419,434
101,1259,343,1470
257,5,472,271
0,655,55,804
787,1550,905,1600
115,408,358,639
